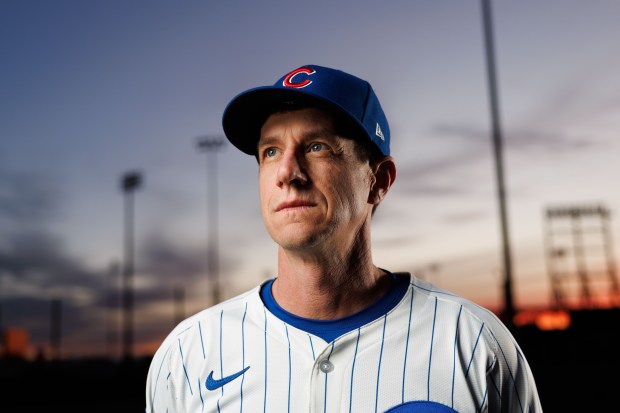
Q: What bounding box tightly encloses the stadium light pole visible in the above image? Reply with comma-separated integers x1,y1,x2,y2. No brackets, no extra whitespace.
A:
50,296,62,360
481,0,515,330
196,136,226,306
0,274,4,349
121,170,143,360
106,260,121,359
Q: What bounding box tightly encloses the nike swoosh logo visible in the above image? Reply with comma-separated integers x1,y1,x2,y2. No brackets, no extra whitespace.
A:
205,366,250,391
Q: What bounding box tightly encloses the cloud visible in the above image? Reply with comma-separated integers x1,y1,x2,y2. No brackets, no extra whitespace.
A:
1,295,99,348
396,120,602,198
136,230,244,304
136,232,205,307
0,169,62,226
0,228,117,357
505,129,596,153
0,230,101,288
0,163,244,355
373,234,419,249
431,122,598,154
441,210,488,224
0,168,104,300
393,149,480,198
139,233,205,282
0,167,113,353
520,58,620,132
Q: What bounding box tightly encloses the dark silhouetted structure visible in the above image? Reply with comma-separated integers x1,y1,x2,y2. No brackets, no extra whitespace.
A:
481,0,515,328
121,171,143,360
106,260,121,359
544,204,620,308
196,136,225,306
50,297,61,360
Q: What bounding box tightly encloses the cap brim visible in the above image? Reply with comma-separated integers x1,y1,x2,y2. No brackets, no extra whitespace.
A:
222,86,358,156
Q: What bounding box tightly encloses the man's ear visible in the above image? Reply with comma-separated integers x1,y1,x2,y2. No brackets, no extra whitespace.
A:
368,156,396,206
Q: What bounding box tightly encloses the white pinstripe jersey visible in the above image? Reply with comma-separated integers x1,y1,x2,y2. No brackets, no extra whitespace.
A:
146,273,542,412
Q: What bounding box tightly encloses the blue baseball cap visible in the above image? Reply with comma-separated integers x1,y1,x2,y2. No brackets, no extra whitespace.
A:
222,64,390,157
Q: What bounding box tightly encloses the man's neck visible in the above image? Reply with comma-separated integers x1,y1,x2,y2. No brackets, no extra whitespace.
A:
271,243,392,320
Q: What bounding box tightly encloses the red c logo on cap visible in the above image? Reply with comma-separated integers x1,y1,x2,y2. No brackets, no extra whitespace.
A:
282,67,316,89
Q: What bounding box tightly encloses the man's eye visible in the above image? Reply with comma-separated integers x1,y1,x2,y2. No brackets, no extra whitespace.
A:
265,148,277,157
309,143,326,152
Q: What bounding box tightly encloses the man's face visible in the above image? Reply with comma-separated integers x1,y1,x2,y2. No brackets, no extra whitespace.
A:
257,107,375,252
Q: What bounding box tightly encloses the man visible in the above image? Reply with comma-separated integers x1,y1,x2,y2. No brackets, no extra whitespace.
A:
146,64,542,412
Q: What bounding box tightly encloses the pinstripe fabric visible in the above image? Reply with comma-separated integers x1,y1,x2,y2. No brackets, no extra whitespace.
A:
309,335,316,360
375,315,388,413
324,342,335,413
217,311,223,413
284,323,292,413
240,302,247,412
349,328,361,413
263,306,267,413
146,274,542,412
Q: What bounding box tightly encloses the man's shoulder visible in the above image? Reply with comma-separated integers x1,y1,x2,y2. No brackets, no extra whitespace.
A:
408,274,510,337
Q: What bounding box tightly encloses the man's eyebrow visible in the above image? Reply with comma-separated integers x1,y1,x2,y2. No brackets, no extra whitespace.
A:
258,127,339,147
257,135,279,148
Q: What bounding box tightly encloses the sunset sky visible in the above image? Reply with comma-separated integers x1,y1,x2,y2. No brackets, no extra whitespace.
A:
2,0,620,358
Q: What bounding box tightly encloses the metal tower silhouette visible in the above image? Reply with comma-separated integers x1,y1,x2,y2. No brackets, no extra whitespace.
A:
544,204,620,309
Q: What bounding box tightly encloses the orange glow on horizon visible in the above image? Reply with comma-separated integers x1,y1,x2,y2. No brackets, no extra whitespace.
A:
2,328,30,358
135,339,162,358
514,309,572,330
534,310,571,330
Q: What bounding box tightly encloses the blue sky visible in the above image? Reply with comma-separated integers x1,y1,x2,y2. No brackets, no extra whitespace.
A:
2,0,620,357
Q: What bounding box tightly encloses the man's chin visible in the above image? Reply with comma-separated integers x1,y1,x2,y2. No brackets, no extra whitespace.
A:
270,230,326,251
274,237,319,251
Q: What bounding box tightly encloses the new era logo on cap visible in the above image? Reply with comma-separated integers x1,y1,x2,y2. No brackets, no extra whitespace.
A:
376,123,385,141
222,64,391,157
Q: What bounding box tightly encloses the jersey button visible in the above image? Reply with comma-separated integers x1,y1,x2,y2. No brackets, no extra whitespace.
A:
319,360,334,373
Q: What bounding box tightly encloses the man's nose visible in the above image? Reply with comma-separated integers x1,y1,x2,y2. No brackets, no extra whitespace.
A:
276,149,308,187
